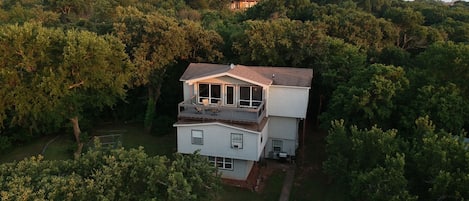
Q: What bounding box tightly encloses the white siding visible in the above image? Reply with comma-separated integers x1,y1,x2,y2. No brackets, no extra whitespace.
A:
176,123,262,161
199,76,250,85
266,138,297,157
264,117,299,157
268,116,298,140
182,82,192,100
217,159,253,180
258,120,269,158
267,86,310,118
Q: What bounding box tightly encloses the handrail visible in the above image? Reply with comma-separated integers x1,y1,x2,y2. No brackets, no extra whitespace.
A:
178,98,266,124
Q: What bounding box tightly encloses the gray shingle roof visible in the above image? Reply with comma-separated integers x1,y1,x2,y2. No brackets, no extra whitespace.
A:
180,63,313,87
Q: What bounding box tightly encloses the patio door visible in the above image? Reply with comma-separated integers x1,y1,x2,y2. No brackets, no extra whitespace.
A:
225,85,235,106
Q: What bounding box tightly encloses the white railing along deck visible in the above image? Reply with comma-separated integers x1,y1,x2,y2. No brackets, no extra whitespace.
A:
178,97,266,124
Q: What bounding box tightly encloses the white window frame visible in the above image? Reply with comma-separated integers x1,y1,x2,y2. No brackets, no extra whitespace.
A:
225,85,236,106
208,156,233,170
198,83,221,104
239,85,262,107
231,133,243,149
272,139,282,152
191,130,203,145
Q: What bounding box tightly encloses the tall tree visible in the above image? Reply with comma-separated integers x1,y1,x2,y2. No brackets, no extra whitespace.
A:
113,7,187,133
113,7,223,132
0,23,133,154
320,64,409,129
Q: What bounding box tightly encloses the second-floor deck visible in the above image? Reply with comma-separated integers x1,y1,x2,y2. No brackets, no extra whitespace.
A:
178,97,266,124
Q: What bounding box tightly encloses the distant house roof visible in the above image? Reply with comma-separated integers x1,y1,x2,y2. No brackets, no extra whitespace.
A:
180,63,313,87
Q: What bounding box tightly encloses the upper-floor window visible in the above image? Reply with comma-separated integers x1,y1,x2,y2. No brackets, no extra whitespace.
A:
199,83,221,104
239,86,262,107
191,130,203,145
231,133,243,149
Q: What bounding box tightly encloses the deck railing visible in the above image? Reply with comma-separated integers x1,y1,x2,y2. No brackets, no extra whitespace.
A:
177,97,266,124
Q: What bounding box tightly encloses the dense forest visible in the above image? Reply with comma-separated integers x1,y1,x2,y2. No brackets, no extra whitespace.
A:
0,0,468,200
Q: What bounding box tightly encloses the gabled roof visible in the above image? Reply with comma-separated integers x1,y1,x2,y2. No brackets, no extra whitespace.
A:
180,63,313,87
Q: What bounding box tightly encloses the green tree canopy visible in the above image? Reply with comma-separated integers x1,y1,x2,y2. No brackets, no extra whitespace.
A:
320,64,409,129
0,146,220,200
0,23,134,151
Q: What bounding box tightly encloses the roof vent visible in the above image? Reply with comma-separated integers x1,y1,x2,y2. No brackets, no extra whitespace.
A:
272,73,275,79
230,63,235,69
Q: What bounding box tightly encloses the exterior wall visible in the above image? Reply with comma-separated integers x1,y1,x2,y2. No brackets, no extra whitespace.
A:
182,82,192,101
267,86,310,118
216,159,253,180
199,76,251,85
258,120,269,157
268,116,297,140
176,123,264,161
265,116,298,157
265,138,296,157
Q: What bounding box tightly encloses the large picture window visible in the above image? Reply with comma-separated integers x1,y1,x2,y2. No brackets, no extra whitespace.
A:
239,86,262,107
231,133,243,149
191,130,203,145
198,83,221,104
208,156,233,170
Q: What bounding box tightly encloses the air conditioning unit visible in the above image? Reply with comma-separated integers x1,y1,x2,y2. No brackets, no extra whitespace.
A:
232,143,242,149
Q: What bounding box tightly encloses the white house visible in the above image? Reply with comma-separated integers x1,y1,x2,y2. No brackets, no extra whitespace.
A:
174,63,313,180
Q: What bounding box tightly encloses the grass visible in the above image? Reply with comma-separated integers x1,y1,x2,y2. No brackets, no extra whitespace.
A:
0,123,177,163
216,170,286,201
0,135,58,163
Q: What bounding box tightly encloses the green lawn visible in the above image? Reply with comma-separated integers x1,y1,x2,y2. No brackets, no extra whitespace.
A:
0,123,177,163
0,135,57,163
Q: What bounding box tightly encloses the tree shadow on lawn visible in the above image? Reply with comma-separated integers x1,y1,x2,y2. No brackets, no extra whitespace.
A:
0,123,177,163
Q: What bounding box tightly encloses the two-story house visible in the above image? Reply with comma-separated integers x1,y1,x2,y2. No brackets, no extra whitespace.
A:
230,0,259,10
174,63,313,180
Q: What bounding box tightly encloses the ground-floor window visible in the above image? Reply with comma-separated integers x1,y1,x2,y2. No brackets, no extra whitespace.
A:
208,156,233,170
272,139,283,152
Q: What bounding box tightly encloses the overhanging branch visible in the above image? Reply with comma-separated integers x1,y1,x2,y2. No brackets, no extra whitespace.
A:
68,81,84,89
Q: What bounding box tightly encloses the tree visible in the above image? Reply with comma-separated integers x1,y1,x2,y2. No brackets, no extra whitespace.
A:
113,7,187,133
415,41,469,96
320,6,398,50
0,23,134,154
383,7,443,49
0,145,220,200
323,120,413,200
398,84,469,133
320,64,409,129
406,117,469,200
113,7,223,132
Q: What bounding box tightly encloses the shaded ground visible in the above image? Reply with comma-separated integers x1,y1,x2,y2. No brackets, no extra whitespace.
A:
290,118,345,201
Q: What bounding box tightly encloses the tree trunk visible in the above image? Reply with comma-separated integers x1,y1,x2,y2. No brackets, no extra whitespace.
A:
144,83,163,133
70,116,83,158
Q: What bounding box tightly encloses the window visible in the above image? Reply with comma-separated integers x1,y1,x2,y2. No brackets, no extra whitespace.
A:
239,86,262,107
231,133,243,149
208,156,233,170
198,83,221,104
191,130,203,145
272,140,282,152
